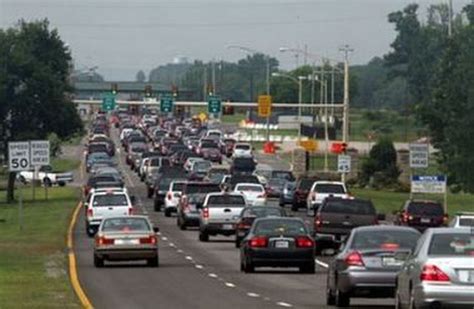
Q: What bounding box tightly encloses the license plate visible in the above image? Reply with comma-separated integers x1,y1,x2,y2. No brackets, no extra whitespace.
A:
383,257,403,267
458,270,474,283
421,218,431,223
223,224,234,230
114,239,139,245
275,241,289,248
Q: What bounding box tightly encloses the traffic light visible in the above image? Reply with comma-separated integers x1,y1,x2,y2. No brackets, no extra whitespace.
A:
144,85,152,97
111,83,118,95
176,105,184,114
171,84,179,98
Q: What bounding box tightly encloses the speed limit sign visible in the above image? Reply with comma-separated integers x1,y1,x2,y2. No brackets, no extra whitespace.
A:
8,142,31,172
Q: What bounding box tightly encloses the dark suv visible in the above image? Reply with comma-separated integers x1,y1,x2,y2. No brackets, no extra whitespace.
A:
395,200,447,231
291,176,318,211
313,197,380,254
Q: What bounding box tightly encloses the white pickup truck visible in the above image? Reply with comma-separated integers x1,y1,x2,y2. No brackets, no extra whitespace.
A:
18,165,74,187
306,181,349,215
198,193,247,242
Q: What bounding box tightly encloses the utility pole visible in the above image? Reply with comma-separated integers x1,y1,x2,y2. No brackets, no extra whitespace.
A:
265,56,271,142
339,44,353,182
212,59,216,95
298,77,303,140
203,66,208,101
448,0,453,37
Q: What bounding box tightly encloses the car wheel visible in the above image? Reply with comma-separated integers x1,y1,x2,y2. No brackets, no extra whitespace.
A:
147,256,159,267
199,231,209,242
179,219,187,230
58,181,66,187
326,286,336,306
164,208,171,217
300,262,315,274
94,255,104,268
335,288,350,307
43,178,52,187
243,258,254,273
147,189,154,199
140,175,145,182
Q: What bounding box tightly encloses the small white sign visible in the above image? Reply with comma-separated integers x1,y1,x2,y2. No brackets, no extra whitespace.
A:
411,175,446,194
30,140,50,166
409,143,429,168
337,155,351,173
8,142,31,172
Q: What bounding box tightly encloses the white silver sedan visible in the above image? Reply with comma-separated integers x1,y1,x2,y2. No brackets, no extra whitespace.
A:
395,228,474,309
234,183,267,206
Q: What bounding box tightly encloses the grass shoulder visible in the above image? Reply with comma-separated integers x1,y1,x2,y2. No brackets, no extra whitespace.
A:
0,187,81,308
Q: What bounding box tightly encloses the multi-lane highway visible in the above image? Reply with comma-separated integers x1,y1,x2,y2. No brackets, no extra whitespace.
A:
73,126,394,309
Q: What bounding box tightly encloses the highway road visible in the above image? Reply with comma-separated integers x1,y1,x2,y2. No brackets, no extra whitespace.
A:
73,127,395,309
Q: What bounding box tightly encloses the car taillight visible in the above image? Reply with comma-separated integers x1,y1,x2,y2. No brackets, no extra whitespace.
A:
345,251,364,267
202,207,209,219
167,192,172,200
402,211,409,222
249,236,268,248
314,214,322,231
96,236,114,246
140,235,158,245
128,207,134,215
296,236,314,248
87,208,93,218
420,264,450,282
380,243,400,250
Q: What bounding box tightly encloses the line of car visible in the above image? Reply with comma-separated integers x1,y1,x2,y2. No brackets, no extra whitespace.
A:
82,108,474,308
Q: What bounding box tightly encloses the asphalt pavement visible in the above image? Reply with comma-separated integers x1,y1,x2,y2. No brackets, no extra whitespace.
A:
73,127,395,309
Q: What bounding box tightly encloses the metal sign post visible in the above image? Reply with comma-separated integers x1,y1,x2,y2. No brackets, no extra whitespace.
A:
30,140,50,201
8,142,30,230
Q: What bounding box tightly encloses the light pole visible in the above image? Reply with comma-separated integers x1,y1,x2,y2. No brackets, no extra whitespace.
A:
339,44,354,182
271,72,307,140
227,45,271,140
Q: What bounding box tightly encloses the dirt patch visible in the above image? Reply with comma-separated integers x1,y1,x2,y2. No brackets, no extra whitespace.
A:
45,252,67,279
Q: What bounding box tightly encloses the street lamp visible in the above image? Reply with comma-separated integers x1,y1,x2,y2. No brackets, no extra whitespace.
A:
271,72,307,139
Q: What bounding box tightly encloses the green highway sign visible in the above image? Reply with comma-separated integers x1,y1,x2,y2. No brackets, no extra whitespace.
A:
160,95,174,113
208,95,221,114
102,93,116,111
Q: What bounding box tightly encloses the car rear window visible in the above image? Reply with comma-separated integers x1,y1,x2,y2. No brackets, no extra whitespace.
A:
407,202,444,216
428,233,474,256
235,144,250,150
88,176,117,186
351,230,420,251
102,218,151,232
315,184,346,194
201,142,218,149
194,161,211,170
458,218,474,227
254,219,307,236
272,171,294,181
299,178,317,190
171,182,186,192
242,207,285,218
158,178,173,190
207,195,245,206
93,194,129,207
322,199,376,215
185,184,221,194
236,185,263,192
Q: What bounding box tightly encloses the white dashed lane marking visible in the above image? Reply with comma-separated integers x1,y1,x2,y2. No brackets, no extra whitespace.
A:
208,273,218,278
224,282,236,288
276,302,293,307
315,259,329,268
247,292,260,298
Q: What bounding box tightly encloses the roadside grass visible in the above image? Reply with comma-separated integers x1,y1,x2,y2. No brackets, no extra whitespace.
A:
350,188,473,217
51,158,81,173
0,187,81,308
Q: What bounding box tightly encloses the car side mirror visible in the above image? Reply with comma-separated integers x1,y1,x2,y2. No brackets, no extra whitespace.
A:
377,213,386,221
153,226,160,233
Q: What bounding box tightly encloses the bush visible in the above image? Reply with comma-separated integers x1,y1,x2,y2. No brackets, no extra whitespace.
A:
360,137,400,187
47,133,62,157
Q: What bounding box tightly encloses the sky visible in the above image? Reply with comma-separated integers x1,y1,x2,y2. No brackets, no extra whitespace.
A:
0,0,471,80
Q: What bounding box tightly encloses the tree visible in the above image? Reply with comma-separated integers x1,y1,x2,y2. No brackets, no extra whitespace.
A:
360,137,400,187
0,19,83,202
136,70,146,82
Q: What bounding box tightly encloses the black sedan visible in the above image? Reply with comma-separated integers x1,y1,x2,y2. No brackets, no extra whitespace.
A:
235,206,287,248
326,225,421,307
240,217,315,274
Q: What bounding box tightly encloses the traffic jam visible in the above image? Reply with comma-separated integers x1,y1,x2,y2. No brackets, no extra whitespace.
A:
82,107,474,308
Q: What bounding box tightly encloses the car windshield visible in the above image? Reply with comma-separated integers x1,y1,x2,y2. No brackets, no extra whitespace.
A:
202,142,218,149
236,185,263,192
351,230,420,251
93,194,128,207
428,233,474,256
243,207,284,218
322,199,375,215
407,202,444,216
253,219,307,236
314,184,346,193
268,178,286,186
207,195,245,206
102,218,151,232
